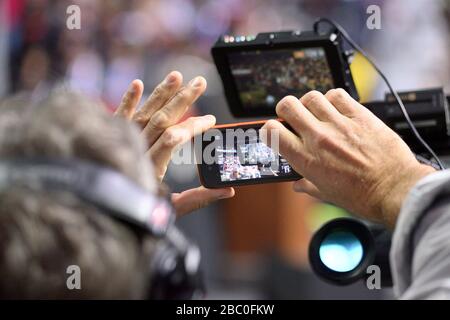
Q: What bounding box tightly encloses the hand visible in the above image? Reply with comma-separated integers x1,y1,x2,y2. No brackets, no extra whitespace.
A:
261,89,435,228
115,71,234,216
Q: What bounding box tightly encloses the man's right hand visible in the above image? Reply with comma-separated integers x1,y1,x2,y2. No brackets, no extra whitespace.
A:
261,89,436,228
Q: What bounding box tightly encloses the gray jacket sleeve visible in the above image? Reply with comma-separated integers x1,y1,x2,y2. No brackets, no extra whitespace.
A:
391,169,450,299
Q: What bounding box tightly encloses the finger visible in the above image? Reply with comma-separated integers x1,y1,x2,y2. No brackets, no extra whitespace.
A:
260,119,308,170
142,76,207,146
149,115,216,181
114,79,144,120
133,71,183,127
292,178,323,199
171,186,235,216
324,88,361,118
300,90,346,122
275,95,321,136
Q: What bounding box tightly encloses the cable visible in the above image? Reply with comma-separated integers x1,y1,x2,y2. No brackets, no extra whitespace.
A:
313,18,445,170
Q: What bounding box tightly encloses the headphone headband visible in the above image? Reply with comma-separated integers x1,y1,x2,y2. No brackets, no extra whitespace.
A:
0,158,175,237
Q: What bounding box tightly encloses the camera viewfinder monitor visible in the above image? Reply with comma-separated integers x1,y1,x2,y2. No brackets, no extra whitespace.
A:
212,30,359,117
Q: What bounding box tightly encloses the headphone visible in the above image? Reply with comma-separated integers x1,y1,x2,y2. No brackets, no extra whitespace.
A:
0,158,204,299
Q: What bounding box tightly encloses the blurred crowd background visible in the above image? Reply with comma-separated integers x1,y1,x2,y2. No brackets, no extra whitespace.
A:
1,0,450,299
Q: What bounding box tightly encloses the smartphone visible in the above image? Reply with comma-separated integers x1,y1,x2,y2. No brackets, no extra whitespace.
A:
195,120,301,188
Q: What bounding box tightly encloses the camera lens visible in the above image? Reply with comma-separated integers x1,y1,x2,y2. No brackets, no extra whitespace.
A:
309,218,376,285
318,230,363,272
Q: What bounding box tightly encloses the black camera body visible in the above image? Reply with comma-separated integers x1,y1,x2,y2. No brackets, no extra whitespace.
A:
365,88,450,155
212,30,359,117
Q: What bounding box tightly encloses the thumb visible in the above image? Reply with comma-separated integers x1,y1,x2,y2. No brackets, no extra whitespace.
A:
171,186,235,217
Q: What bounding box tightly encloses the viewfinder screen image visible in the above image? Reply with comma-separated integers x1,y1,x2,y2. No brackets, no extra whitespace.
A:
228,47,334,109
214,131,295,182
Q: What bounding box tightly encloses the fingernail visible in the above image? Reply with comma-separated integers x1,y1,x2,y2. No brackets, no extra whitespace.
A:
188,77,203,88
219,191,231,199
204,115,215,123
165,72,178,84
128,81,137,94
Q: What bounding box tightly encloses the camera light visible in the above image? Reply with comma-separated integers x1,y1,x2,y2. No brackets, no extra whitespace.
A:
224,35,255,44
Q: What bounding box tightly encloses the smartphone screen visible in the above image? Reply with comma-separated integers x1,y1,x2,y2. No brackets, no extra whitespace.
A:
196,121,301,188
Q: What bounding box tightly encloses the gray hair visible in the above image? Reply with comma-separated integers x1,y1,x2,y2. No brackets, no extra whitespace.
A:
0,89,156,299
0,90,155,192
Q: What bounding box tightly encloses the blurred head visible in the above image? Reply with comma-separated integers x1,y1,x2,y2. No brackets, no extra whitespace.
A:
0,89,157,299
